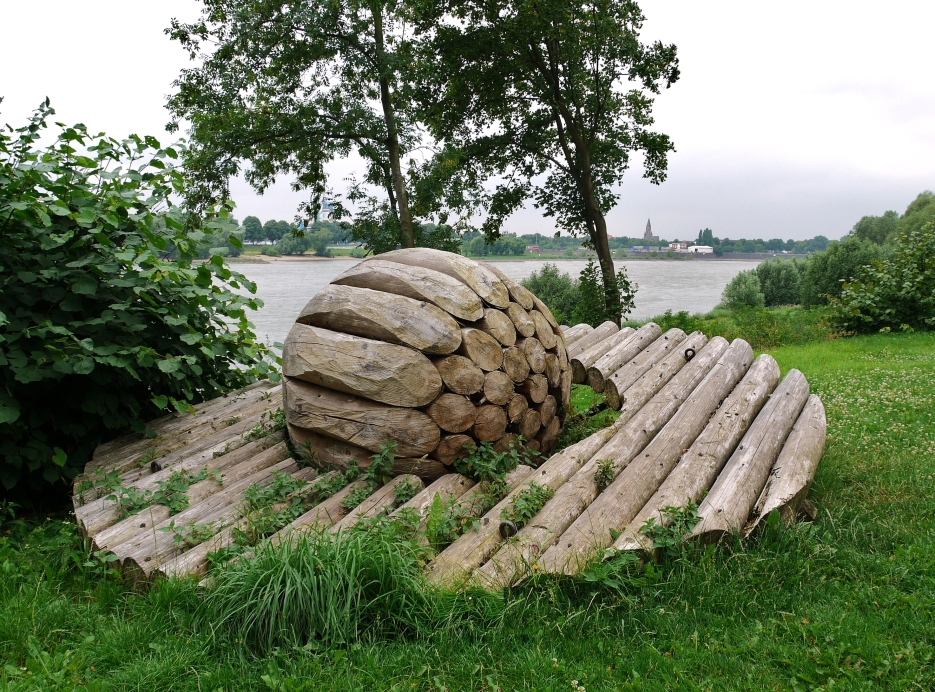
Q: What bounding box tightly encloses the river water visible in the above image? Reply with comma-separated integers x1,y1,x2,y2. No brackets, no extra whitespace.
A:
235,258,761,346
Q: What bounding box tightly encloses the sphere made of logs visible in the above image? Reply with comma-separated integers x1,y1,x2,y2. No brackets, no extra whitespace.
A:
282,249,571,480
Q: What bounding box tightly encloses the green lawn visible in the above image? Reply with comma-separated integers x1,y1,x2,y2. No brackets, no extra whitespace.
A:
2,332,933,690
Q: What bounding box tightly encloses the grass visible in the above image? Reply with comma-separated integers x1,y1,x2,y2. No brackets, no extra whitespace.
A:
2,331,934,690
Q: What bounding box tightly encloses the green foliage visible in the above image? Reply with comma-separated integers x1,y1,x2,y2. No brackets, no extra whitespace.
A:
243,471,306,515
897,190,935,239
721,270,765,309
500,483,554,530
520,263,580,325
262,220,292,243
393,477,421,505
453,441,525,483
594,458,615,492
801,236,885,307
831,221,935,333
160,519,217,550
242,215,264,244
243,408,285,442
308,228,333,257
572,260,637,326
755,258,803,306
850,210,899,245
464,234,526,256
0,103,276,493
639,501,702,556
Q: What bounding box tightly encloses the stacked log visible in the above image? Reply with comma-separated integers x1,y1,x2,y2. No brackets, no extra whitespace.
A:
282,249,570,479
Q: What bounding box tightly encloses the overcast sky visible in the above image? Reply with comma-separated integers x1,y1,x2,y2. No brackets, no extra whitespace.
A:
2,1,932,241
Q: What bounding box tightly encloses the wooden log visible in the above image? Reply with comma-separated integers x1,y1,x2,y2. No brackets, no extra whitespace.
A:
544,353,561,388
394,474,475,518
559,369,572,409
611,354,781,554
475,260,535,309
432,355,485,396
493,433,520,454
428,429,617,585
587,323,662,392
514,408,542,441
425,393,476,433
562,323,593,346
531,295,560,330
502,347,531,383
536,416,561,456
538,340,755,575
516,337,546,374
505,303,536,338
297,284,462,355
332,475,424,532
745,394,826,535
284,378,440,457
566,321,619,360
482,371,515,406
476,308,517,347
331,259,485,321
536,395,558,429
529,310,557,349
603,329,687,410
690,369,810,544
517,373,549,403
431,434,476,465
283,323,442,407
570,327,636,383
507,394,529,423
287,425,448,480
271,479,372,544
159,469,343,579
556,339,569,372
457,328,504,371
378,249,510,308
473,336,729,588
473,405,508,442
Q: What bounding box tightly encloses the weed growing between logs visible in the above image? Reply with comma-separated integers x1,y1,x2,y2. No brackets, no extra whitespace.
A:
2,332,935,689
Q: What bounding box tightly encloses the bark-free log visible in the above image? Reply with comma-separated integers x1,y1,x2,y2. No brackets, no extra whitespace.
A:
331,259,484,321
536,416,561,456
539,339,754,575
431,434,476,464
287,425,447,480
559,369,572,409
474,336,729,587
517,374,549,403
476,260,535,309
332,475,424,532
514,408,541,441
603,329,687,410
536,395,558,429
297,284,462,354
587,323,662,392
284,378,440,457
530,310,557,349
691,369,810,543
570,327,636,383
610,354,781,554
395,474,474,518
425,394,476,433
544,354,561,388
283,323,442,408
379,249,510,308
477,308,517,347
505,303,536,338
516,337,546,374
430,429,617,585
473,405,508,442
432,355,485,395
567,321,618,359
507,394,529,423
562,323,593,346
482,371,515,406
502,347,531,384
457,328,504,371
745,394,826,535
531,295,560,330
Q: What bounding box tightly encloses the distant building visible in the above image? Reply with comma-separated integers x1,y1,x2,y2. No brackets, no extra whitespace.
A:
669,242,689,251
643,218,660,243
525,245,541,254
690,245,714,255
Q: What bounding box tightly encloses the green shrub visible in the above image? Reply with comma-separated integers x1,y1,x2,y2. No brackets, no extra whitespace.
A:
349,245,368,258
572,260,637,327
831,221,935,333
521,263,579,325
308,228,333,257
721,270,765,309
0,103,276,493
801,237,885,307
755,258,803,306
259,245,282,256
275,233,311,255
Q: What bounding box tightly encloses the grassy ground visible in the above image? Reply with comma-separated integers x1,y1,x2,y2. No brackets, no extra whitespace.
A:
2,332,934,690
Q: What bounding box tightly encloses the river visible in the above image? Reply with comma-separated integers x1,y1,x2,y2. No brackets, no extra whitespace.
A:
235,258,761,346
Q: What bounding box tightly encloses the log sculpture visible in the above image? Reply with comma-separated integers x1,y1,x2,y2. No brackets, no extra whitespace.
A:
283,249,570,479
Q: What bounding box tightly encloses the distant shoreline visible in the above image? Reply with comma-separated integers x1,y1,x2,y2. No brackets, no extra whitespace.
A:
229,253,788,264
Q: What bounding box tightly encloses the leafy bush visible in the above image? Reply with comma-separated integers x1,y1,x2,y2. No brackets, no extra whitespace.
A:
755,259,803,306
521,263,579,325
0,103,275,493
721,270,765,309
259,245,282,256
801,237,885,308
572,260,637,327
308,228,333,257
831,221,935,333
275,233,311,255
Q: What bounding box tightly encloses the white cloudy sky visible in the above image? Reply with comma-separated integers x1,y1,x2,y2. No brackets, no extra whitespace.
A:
2,0,932,241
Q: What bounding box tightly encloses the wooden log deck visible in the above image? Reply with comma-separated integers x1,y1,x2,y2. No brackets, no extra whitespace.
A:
72,326,825,587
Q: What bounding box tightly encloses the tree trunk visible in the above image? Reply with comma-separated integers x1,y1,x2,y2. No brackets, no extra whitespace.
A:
372,4,414,248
